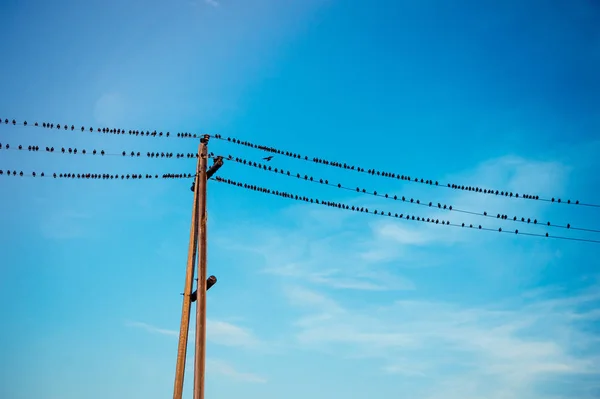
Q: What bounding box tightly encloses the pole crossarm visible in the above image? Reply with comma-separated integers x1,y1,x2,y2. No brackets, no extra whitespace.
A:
190,276,217,302
206,156,223,179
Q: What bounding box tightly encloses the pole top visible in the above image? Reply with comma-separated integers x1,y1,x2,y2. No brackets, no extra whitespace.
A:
200,134,211,144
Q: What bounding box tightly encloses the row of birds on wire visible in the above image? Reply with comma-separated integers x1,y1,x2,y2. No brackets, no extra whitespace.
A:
2,116,599,244
0,142,200,159
0,119,202,139
1,134,597,233
212,176,600,244
6,162,593,243
2,117,595,207
0,169,194,179
215,155,597,234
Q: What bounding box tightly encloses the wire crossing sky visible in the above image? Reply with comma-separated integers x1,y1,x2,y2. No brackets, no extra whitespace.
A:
219,154,600,235
1,1,599,399
4,118,600,241
212,176,600,244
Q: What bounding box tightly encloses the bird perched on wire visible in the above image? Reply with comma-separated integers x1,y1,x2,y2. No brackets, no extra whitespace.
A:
263,155,274,161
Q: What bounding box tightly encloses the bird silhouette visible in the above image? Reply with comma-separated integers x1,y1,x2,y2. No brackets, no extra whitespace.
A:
263,156,274,161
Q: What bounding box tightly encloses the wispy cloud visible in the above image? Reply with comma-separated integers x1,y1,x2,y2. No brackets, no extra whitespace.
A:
207,320,260,348
283,282,600,398
221,154,577,291
125,321,178,337
211,153,599,397
204,0,219,7
126,319,261,349
266,263,414,291
206,359,267,383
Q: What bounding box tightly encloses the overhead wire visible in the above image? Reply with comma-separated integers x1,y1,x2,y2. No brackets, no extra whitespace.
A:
212,175,600,245
5,117,595,207
210,135,600,209
0,142,200,159
0,169,195,180
217,154,600,235
0,118,202,139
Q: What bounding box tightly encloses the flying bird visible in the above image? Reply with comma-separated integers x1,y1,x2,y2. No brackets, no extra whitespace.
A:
263,156,274,161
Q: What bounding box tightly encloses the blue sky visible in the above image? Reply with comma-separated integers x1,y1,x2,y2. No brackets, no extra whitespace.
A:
1,0,599,398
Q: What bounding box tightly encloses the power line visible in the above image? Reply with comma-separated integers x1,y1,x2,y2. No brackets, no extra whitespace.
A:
211,135,599,209
0,118,199,139
0,169,195,180
6,117,595,208
220,155,600,235
212,176,600,245
0,142,200,159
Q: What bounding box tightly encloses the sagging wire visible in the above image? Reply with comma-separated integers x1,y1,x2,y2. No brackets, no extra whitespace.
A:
212,176,600,245
219,154,600,234
211,135,598,209
0,169,195,180
0,142,199,159
0,118,200,139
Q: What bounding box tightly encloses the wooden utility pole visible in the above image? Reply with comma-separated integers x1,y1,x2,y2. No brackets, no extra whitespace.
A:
193,134,211,399
172,141,203,399
173,136,221,399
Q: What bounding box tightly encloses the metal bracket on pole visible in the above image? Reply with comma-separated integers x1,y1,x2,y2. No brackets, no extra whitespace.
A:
206,156,223,179
190,275,217,302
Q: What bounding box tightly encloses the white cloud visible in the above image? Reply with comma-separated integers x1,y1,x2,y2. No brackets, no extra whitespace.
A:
126,319,261,348
204,0,219,7
282,283,600,398
206,320,259,348
284,286,342,312
210,153,599,397
125,321,178,337
206,359,267,383
218,154,579,295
